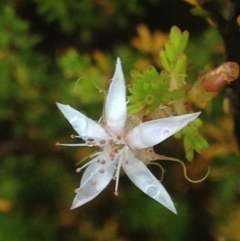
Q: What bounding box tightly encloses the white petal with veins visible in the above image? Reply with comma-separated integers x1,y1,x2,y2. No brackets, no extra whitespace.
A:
126,112,201,149
105,57,127,136
71,157,116,209
122,151,177,213
56,102,110,140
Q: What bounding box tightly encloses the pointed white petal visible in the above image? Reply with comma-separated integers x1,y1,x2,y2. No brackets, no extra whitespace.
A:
56,102,110,140
105,58,127,136
122,151,177,213
126,112,201,149
71,158,115,209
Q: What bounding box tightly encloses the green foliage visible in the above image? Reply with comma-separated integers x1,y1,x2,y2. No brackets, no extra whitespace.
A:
37,0,144,33
117,187,190,240
174,118,209,161
128,26,188,115
128,26,209,161
160,26,189,74
128,65,182,114
58,49,106,105
0,6,40,49
190,6,211,18
186,27,224,68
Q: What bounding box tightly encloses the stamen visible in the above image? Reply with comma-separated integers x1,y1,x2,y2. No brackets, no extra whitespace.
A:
86,139,95,146
113,149,124,194
75,152,99,166
77,155,99,170
74,188,79,193
91,179,96,185
55,142,89,147
159,156,211,183
114,191,119,196
99,169,104,173
76,168,81,173
70,134,82,139
87,138,94,142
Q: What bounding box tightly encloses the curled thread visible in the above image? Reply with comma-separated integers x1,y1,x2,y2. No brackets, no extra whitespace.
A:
151,156,210,183
148,162,166,182
74,77,85,93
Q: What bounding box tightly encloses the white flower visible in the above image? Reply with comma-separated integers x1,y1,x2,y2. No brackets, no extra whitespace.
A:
56,58,200,214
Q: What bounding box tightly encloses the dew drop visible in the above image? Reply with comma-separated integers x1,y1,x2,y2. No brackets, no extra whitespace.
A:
145,185,160,198
161,128,171,138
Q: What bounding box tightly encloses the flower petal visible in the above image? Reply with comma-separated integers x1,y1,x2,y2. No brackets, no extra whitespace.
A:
105,58,127,136
71,158,115,209
56,102,110,140
126,112,201,149
122,151,177,213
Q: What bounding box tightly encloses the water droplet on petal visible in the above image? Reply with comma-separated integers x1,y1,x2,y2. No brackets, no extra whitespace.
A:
145,184,160,198
161,128,171,138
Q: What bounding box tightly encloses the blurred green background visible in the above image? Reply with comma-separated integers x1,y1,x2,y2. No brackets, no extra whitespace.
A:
0,0,240,240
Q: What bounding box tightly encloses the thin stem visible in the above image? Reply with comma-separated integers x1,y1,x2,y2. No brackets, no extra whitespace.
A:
56,142,89,147
75,152,100,167
113,148,125,195
158,156,210,183
147,162,165,182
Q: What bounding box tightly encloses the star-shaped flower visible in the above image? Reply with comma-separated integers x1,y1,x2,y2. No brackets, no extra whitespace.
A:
56,58,200,214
